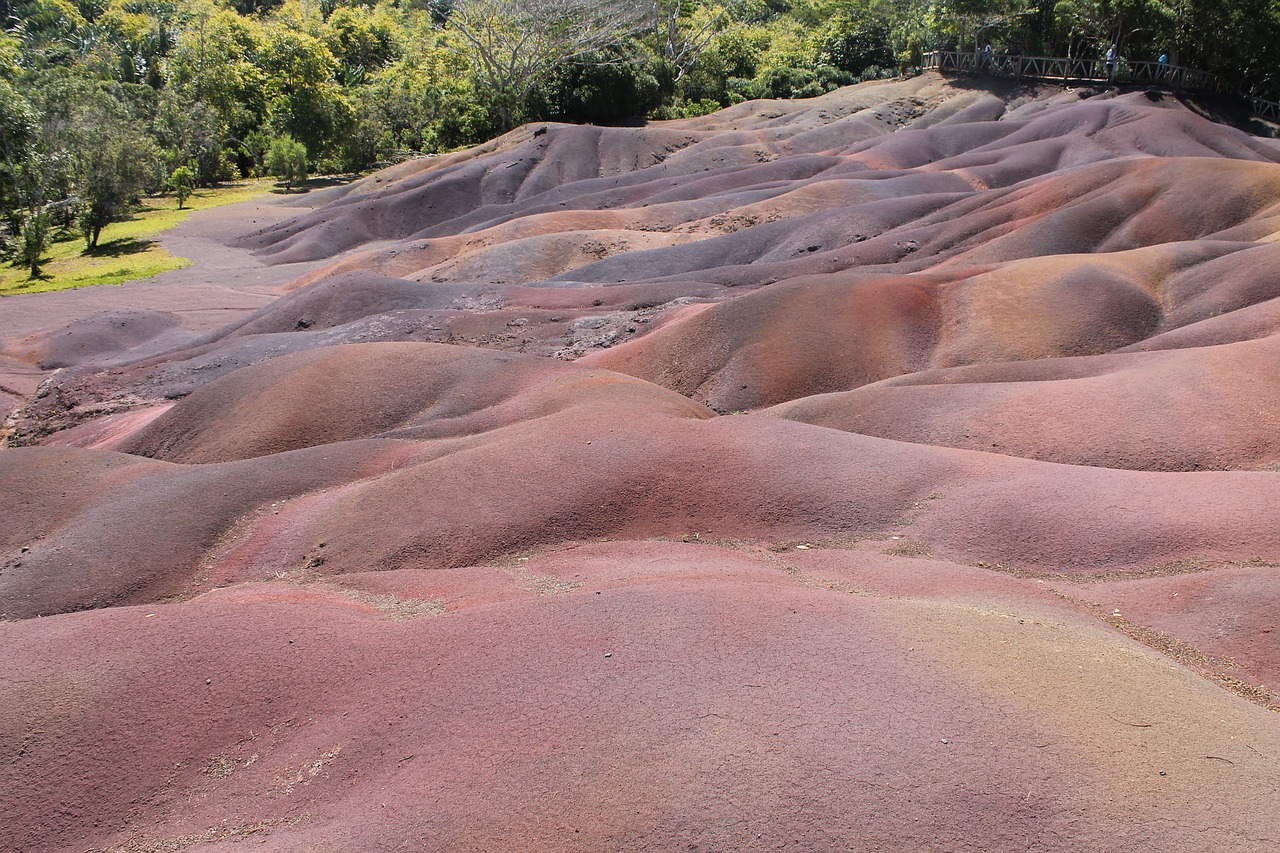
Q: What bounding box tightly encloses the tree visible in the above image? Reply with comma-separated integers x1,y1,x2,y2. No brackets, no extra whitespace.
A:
265,135,307,190
13,69,93,250
0,79,36,246
0,32,21,78
169,163,194,208
656,1,745,83
813,4,896,75
444,0,659,127
20,210,50,278
228,0,284,14
349,29,503,157
258,26,352,160
79,132,154,250
937,0,1035,55
1170,0,1280,91
537,46,668,122
94,0,180,88
152,88,235,187
323,6,402,85
166,7,267,143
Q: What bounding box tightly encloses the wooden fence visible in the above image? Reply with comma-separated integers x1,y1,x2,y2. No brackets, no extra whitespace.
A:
921,50,1280,121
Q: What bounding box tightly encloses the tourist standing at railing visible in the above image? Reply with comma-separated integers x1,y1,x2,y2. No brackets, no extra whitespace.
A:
1106,44,1118,81
982,43,992,70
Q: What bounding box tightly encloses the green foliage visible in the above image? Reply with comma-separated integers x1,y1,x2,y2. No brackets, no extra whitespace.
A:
20,211,50,278
265,135,308,189
537,46,669,123
165,8,267,137
324,6,402,83
447,0,656,128
151,90,232,187
0,34,22,78
79,132,155,249
685,97,726,117
814,13,895,75
747,63,854,98
673,21,769,105
0,79,36,239
228,0,284,14
257,26,353,156
169,164,195,208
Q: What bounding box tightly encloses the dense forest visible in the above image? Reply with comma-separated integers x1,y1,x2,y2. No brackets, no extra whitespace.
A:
3,0,1280,271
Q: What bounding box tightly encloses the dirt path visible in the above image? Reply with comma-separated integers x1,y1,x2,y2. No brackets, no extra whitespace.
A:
0,193,324,416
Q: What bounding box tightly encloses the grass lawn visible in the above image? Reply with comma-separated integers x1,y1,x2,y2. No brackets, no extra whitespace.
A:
1,179,274,297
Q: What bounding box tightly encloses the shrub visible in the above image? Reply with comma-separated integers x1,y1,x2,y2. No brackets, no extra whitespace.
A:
169,165,195,209
265,136,308,190
20,211,50,278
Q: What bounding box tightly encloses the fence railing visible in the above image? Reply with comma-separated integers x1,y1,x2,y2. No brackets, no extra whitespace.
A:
1252,96,1280,121
921,50,1280,120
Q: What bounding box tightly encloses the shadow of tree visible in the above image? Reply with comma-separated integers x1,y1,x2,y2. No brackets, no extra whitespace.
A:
268,174,361,194
83,237,155,258
4,256,51,281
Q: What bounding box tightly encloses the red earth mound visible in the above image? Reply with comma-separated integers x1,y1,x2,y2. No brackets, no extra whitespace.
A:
4,73,1280,851
765,333,1280,470
4,542,1279,852
116,341,713,463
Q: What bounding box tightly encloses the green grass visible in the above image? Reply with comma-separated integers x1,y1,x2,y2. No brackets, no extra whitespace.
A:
1,179,274,297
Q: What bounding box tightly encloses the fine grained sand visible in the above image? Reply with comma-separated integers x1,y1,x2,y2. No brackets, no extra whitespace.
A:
3,74,1279,852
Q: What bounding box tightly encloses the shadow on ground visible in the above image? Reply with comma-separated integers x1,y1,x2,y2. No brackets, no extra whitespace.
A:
84,237,155,257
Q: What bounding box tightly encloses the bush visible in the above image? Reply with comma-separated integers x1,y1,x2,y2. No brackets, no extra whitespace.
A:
816,18,895,77
538,48,667,123
747,65,853,99
856,65,895,83
265,136,308,190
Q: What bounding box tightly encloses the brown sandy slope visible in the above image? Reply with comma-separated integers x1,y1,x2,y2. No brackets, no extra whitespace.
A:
3,74,1280,851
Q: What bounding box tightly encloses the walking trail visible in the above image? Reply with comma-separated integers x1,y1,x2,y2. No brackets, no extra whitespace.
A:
0,193,323,417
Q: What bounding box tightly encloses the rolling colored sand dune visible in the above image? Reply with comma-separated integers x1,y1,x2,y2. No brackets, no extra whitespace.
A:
2,73,1279,851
